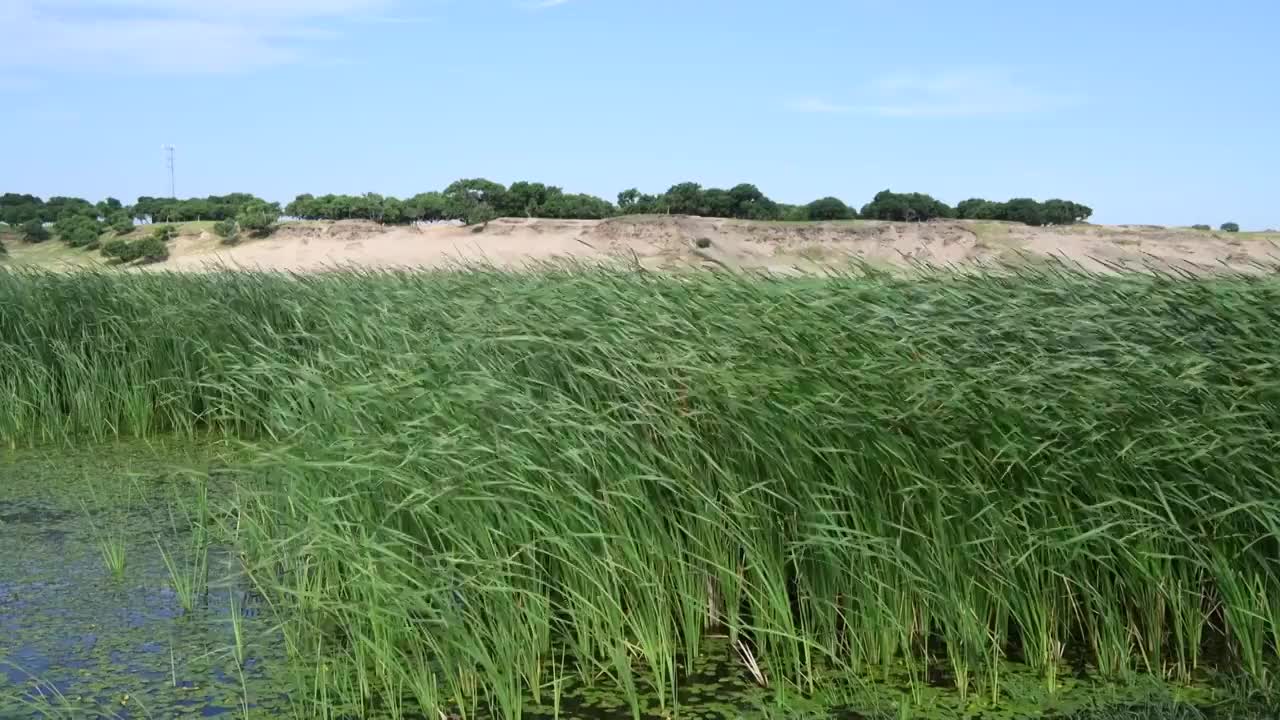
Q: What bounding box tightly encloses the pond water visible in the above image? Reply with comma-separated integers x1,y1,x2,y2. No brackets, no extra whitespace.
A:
0,444,1266,719
0,444,291,719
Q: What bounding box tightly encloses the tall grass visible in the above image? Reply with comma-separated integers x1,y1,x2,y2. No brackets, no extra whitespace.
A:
3,265,1280,717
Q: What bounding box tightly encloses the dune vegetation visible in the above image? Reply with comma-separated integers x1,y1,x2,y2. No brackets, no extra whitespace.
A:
1,265,1279,719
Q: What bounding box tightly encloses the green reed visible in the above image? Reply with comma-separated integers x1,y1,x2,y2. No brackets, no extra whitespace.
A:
80,492,128,582
3,264,1280,718
98,535,128,582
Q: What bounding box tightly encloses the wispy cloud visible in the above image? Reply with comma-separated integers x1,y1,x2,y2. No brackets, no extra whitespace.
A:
787,67,1080,118
524,0,573,8
0,0,399,74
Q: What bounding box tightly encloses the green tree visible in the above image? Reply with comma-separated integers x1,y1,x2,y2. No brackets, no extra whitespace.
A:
0,193,45,225
540,193,615,219
286,194,355,220
351,193,383,221
617,188,642,212
956,198,1004,220
701,188,734,218
20,219,50,243
151,224,178,242
406,192,449,222
728,183,781,220
285,194,316,219
96,197,123,217
237,200,282,237
778,203,808,221
381,197,407,224
43,197,94,222
213,219,240,245
326,195,353,220
60,216,103,248
108,212,134,235
132,197,165,223
956,197,1090,225
1191,224,1212,231
1220,222,1240,232
444,179,507,218
52,211,101,244
464,203,497,228
184,198,214,220
805,197,855,221
617,189,664,215
1041,199,1092,225
128,194,270,223
1001,198,1046,226
861,190,954,222
663,182,705,215
504,181,558,217
1068,201,1092,223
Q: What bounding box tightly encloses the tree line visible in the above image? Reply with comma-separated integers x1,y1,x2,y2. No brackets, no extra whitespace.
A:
285,183,1090,226
1,192,275,228
2,182,1098,250
285,180,617,226
0,191,281,264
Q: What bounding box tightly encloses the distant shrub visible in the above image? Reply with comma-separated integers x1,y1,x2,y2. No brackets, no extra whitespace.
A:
108,213,134,235
102,238,162,264
117,244,144,263
100,238,132,261
61,218,102,248
151,224,177,242
805,197,855,221
133,236,170,263
236,200,281,237
20,219,50,243
1220,222,1240,233
213,219,241,245
1191,224,1212,231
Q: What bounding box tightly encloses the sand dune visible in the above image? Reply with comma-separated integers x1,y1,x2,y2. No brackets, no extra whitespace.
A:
11,215,1277,274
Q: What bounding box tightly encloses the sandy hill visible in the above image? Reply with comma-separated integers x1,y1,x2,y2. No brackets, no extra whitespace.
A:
6,216,1279,274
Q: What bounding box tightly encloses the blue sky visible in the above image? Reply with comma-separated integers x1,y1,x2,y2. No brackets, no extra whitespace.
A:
1,0,1277,228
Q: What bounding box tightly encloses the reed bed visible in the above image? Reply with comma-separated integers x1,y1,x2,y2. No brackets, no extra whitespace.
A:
3,265,1280,717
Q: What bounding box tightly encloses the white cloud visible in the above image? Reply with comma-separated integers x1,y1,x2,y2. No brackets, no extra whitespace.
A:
0,0,397,74
787,67,1080,118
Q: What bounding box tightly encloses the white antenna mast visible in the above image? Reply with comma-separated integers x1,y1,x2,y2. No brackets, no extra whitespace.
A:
162,145,176,198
